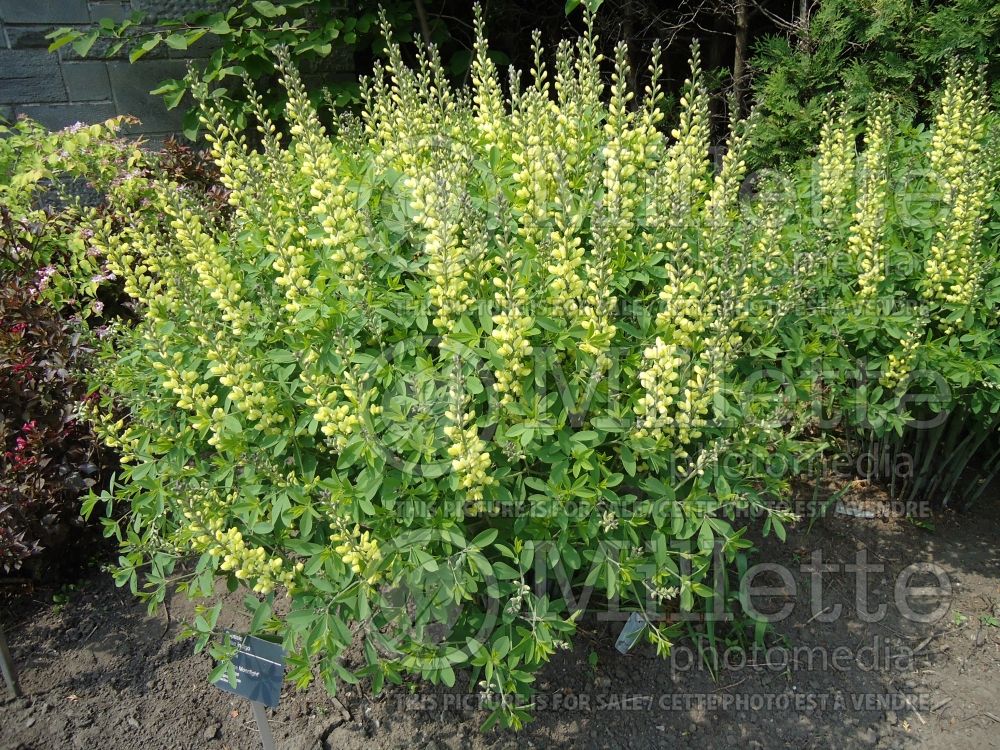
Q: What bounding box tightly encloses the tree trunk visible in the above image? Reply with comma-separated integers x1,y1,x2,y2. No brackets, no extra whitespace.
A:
414,0,432,46
733,0,750,116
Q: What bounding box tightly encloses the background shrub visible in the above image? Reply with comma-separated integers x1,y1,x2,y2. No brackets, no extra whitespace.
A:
750,0,1000,165
0,248,100,573
0,118,139,576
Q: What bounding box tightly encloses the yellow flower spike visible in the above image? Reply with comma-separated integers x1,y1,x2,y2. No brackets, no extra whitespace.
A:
817,111,855,234
443,381,495,503
922,71,994,309
846,101,892,299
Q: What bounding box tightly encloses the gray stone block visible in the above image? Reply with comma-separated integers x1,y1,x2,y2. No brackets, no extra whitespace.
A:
6,24,61,49
0,49,66,103
108,58,188,131
130,0,224,23
1,47,60,75
1,46,61,75
0,76,66,103
13,100,114,128
1,0,90,23
62,59,111,100
89,0,129,22
0,104,14,121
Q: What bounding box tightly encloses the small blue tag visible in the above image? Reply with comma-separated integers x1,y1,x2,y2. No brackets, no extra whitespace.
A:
615,612,647,654
211,631,285,708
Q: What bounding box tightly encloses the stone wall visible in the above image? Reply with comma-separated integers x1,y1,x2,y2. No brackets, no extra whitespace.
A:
0,0,223,140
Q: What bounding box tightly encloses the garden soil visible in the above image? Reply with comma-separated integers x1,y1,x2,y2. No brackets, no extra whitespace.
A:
2,481,999,750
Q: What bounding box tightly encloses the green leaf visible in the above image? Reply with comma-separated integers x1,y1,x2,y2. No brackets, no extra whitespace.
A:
440,664,456,687
492,635,511,658
129,35,162,62
163,85,186,110
471,529,497,548
771,516,787,542
182,108,201,140
184,28,207,47
251,0,285,17
337,438,364,469
72,31,100,57
165,32,188,50
47,30,80,53
355,466,383,503
620,445,636,476
81,491,100,520
208,660,233,687
251,600,272,632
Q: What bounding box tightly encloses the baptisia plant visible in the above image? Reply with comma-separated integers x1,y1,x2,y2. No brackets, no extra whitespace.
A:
84,11,810,728
794,67,1000,508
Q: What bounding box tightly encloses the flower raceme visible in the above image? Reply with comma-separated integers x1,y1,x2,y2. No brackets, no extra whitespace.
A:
847,101,892,299
923,71,994,308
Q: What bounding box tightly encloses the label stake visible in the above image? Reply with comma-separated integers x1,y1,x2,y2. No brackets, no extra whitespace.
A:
0,623,22,698
250,700,277,750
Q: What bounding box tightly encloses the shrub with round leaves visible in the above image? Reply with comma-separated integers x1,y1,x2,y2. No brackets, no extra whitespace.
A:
86,13,813,729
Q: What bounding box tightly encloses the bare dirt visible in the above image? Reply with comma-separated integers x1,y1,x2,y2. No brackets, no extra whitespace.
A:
2,483,999,750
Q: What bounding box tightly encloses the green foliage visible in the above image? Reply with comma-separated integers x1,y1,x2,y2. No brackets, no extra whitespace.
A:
0,118,136,211
780,71,1000,507
0,117,146,317
0,118,137,573
750,0,1000,165
565,0,605,14
83,17,808,729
